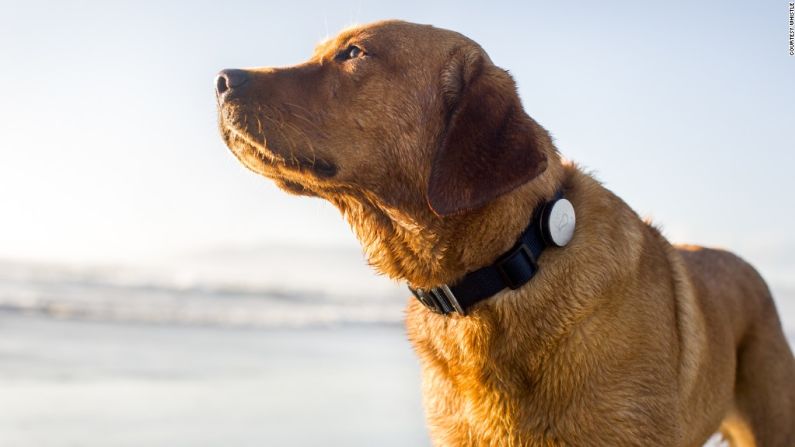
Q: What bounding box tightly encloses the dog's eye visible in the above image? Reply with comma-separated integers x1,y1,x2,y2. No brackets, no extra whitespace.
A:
337,45,364,61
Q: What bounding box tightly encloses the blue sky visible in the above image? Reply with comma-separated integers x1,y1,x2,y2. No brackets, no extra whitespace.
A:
1,0,793,285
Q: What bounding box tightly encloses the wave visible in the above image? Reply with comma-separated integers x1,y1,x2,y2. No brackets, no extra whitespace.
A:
0,252,409,329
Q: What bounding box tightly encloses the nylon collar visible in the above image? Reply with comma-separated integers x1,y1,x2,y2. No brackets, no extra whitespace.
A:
409,190,574,315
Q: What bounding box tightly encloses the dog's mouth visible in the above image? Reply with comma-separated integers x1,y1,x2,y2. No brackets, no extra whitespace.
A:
218,113,338,195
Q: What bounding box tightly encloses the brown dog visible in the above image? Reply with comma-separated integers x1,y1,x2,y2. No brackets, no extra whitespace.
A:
215,20,795,446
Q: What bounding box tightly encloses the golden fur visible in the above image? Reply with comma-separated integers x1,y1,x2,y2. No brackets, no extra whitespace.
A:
216,20,795,446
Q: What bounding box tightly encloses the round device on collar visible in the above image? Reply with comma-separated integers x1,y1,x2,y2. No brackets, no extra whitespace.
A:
540,197,576,247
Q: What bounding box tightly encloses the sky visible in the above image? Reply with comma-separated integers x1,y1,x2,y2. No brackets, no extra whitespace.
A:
0,0,793,285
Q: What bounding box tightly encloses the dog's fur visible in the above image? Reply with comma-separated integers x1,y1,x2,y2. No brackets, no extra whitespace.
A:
216,20,795,446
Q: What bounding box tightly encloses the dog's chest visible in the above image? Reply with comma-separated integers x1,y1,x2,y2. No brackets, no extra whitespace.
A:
407,307,678,446
408,322,574,443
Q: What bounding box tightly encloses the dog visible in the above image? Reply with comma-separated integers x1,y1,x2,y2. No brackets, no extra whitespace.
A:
215,20,795,446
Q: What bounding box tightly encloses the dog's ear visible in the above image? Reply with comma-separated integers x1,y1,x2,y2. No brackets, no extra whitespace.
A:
428,52,548,216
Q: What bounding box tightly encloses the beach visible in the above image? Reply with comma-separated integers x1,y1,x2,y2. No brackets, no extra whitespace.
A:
0,313,428,447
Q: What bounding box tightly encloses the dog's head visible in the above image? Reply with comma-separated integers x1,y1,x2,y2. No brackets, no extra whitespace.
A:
216,20,558,282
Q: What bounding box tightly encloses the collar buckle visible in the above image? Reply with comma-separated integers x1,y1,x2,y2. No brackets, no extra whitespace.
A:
410,284,465,315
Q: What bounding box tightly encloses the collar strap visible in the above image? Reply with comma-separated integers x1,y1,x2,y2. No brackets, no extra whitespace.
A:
409,190,575,316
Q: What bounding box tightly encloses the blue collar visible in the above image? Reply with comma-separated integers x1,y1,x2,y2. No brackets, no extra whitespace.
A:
409,190,574,315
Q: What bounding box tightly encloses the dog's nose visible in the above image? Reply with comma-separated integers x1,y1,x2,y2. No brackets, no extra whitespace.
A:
216,69,249,96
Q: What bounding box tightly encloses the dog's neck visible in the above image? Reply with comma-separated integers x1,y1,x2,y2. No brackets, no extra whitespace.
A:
330,151,565,289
